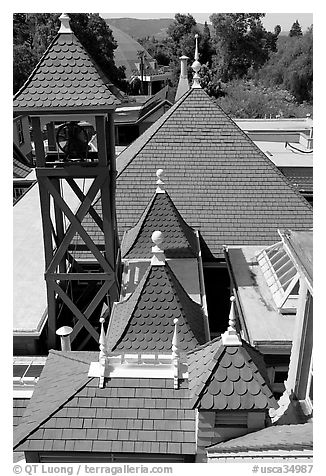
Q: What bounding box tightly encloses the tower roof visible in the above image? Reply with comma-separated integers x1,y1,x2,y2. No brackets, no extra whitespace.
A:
111,87,312,259
13,16,120,114
187,336,277,411
121,189,198,259
107,262,207,353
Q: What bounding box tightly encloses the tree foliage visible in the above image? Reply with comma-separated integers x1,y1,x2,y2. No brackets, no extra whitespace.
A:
289,20,303,37
216,79,312,118
209,13,278,82
258,27,313,102
13,13,127,94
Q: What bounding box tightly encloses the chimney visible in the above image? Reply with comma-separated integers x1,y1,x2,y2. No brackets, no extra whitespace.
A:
56,326,73,351
175,56,190,102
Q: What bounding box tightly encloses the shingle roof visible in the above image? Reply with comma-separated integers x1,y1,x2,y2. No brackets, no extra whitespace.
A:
14,351,196,456
207,422,313,453
13,351,94,450
13,399,29,427
121,191,198,259
187,338,277,410
13,31,120,114
110,87,312,259
13,157,32,179
107,263,207,353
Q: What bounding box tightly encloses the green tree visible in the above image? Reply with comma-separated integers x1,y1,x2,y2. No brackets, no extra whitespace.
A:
258,27,312,102
209,13,278,82
13,13,127,94
289,20,303,37
199,21,214,67
274,25,281,36
216,79,312,118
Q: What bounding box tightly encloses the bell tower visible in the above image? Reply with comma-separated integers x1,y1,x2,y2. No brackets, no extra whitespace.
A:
13,14,121,350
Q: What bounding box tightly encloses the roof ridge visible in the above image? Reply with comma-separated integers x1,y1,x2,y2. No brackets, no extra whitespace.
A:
116,88,194,177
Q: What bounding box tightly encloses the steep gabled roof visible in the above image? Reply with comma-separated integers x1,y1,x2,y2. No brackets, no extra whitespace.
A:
107,263,207,353
187,338,277,410
112,87,312,259
14,352,197,456
121,191,198,259
13,29,120,114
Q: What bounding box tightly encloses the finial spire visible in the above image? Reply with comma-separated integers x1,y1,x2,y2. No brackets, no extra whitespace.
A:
59,13,72,34
191,34,202,89
98,317,107,388
221,296,242,346
156,169,165,193
151,231,165,265
172,318,180,389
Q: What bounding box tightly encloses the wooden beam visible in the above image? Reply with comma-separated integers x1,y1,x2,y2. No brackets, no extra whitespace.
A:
31,116,45,167
95,115,107,167
66,177,103,231
45,175,105,272
53,281,99,342
36,166,108,178
53,178,66,273
46,122,56,151
46,272,112,280
45,177,112,273
69,279,114,342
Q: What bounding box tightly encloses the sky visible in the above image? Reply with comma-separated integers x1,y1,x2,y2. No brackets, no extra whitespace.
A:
101,12,313,32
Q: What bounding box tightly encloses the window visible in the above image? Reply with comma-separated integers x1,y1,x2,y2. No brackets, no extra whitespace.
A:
215,411,247,428
17,118,24,144
257,242,299,313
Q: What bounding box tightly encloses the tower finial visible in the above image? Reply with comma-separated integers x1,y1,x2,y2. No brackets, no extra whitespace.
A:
151,231,165,265
156,168,165,193
191,34,201,89
98,316,107,388
172,318,180,389
59,13,72,34
221,296,242,346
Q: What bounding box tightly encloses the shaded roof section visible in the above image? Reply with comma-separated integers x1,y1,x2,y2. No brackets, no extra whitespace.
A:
13,143,32,178
14,352,196,456
112,87,312,259
207,422,313,453
121,191,198,259
107,263,207,353
13,29,120,114
187,337,277,410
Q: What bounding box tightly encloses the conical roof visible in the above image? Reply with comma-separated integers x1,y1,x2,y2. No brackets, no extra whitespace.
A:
13,20,120,114
187,338,277,410
121,191,198,259
107,262,207,353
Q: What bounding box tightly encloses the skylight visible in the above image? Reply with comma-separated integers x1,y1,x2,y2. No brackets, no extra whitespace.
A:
257,242,300,314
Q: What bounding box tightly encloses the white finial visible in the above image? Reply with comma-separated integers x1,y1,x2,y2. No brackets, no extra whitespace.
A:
172,318,180,389
191,34,201,89
151,231,165,265
156,168,165,193
59,13,72,34
98,317,107,388
221,296,242,346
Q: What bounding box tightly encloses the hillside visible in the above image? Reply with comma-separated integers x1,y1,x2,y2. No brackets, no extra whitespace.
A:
105,17,210,40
